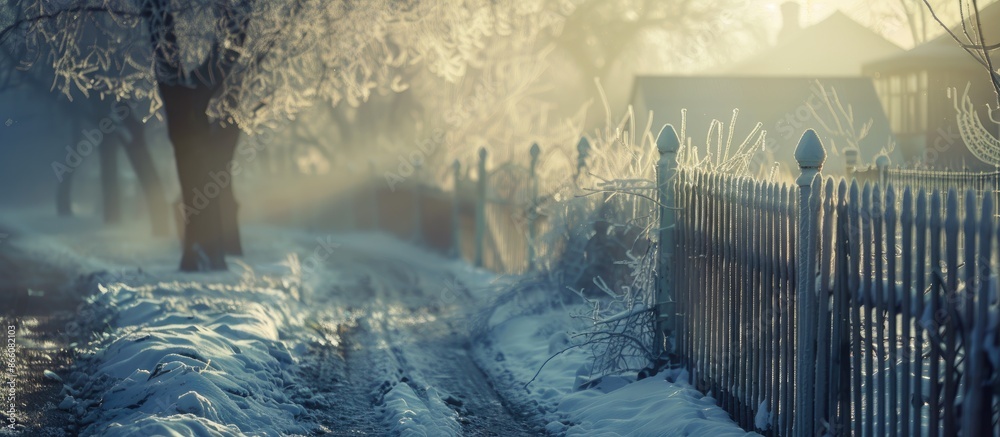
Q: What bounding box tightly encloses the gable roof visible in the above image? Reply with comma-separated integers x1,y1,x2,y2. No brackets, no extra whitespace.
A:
628,75,899,178
864,2,1000,73
722,11,903,77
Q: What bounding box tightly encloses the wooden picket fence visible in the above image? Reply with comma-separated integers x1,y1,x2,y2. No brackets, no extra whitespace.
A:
658,127,1000,436
365,143,571,275
850,157,1000,221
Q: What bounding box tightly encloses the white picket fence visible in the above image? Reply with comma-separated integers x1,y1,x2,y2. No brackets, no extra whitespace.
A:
657,127,1000,436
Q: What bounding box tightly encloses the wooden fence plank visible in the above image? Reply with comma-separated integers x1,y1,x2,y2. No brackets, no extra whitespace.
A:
751,179,763,430
831,179,851,434
961,189,977,435
862,182,875,437
900,187,913,437
913,189,928,437
815,178,834,432
848,180,863,437
781,184,795,435
965,191,994,434
766,182,778,434
885,185,898,436
874,185,886,437
929,189,942,437
942,189,959,436
739,178,751,427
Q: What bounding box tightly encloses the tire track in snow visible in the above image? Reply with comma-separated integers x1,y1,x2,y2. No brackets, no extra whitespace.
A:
297,243,538,436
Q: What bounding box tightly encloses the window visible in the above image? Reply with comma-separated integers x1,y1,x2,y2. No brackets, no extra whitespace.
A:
878,71,928,134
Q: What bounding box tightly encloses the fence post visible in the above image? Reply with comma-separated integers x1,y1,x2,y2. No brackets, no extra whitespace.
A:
844,148,858,180
412,159,424,244
528,143,540,271
575,137,590,183
369,159,380,230
475,147,488,268
876,154,890,188
655,124,680,359
794,129,826,437
451,159,462,259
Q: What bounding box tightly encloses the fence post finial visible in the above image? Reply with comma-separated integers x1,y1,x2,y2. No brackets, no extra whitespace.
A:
844,148,858,180
657,123,681,155
875,154,891,187
795,129,826,183
655,124,680,362
794,129,825,437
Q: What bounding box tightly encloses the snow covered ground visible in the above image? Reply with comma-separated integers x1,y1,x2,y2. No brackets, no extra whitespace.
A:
0,210,758,436
470,278,761,437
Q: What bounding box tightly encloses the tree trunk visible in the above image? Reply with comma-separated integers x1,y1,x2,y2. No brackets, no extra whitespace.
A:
159,82,242,271
56,117,79,217
120,116,170,236
99,138,121,224
214,124,243,256
56,170,73,217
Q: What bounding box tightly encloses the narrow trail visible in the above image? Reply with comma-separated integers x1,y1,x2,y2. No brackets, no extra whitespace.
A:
293,243,538,436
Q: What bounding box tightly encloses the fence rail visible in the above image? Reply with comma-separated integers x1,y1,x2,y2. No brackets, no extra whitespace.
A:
662,128,1000,436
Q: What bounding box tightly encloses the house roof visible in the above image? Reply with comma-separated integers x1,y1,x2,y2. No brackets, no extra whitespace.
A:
721,11,903,77
864,2,1000,73
628,75,899,178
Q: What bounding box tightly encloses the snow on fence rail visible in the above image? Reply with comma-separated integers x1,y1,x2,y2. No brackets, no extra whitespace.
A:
659,127,1000,436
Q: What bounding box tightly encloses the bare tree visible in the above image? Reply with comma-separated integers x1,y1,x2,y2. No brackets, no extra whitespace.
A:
0,1,533,271
923,0,1000,107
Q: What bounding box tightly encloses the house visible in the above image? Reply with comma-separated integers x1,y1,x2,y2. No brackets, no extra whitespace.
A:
629,3,904,179
629,76,898,180
725,3,903,77
862,2,1000,170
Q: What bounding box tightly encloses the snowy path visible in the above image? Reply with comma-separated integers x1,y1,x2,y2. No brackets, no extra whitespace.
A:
0,213,757,436
296,237,537,436
0,213,538,436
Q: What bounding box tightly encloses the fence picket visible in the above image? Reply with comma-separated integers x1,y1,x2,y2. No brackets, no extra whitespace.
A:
848,180,864,437
885,185,898,436
913,189,928,437
831,179,851,434
963,192,993,434
862,182,875,437
929,189,942,437
664,148,1000,436
873,184,886,437
767,182,779,433
814,178,834,432
900,187,913,437
961,189,977,434
943,189,959,436
781,184,795,435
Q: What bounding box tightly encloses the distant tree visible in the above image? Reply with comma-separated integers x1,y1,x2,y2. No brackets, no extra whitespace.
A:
552,0,765,82
922,0,999,106
1,1,532,271
0,41,169,232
